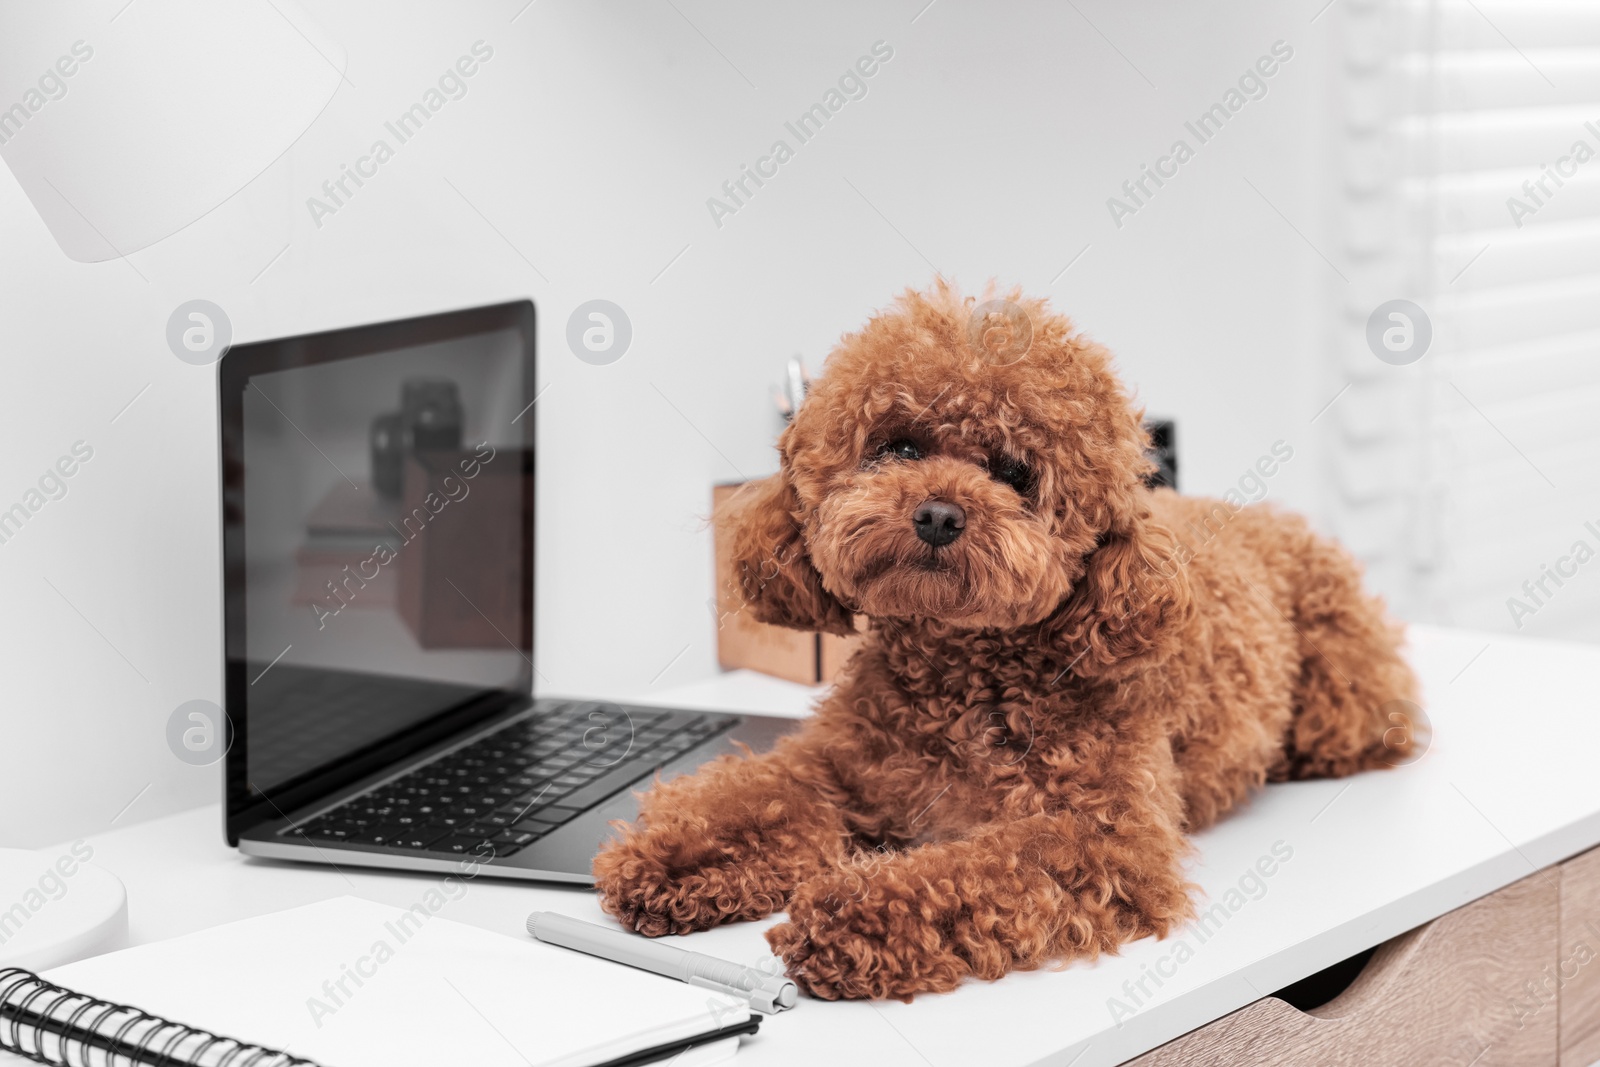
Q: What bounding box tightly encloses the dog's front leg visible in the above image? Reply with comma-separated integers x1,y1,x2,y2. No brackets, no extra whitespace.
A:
767,796,1192,1000
593,731,853,936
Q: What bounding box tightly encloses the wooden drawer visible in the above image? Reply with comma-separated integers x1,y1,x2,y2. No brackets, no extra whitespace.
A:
1560,847,1600,1067
1129,870,1562,1066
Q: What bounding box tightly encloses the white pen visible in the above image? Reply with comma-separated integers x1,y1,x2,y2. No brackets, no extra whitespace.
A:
526,911,799,1014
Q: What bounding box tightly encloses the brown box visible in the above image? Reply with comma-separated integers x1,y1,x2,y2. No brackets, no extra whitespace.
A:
397,447,531,649
712,482,863,685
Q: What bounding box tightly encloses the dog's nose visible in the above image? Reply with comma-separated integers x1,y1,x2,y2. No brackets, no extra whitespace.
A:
913,499,966,547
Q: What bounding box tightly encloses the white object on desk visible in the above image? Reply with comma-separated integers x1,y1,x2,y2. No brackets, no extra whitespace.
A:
0,846,126,972
27,625,1600,1067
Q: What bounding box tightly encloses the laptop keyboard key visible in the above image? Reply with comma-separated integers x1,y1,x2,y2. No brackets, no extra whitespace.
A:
429,835,492,855
514,806,578,829
395,832,443,850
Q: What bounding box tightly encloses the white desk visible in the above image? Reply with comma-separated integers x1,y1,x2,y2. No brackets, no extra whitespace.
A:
26,625,1600,1067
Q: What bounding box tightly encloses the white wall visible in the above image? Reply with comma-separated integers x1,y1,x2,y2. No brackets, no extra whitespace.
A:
0,0,1334,848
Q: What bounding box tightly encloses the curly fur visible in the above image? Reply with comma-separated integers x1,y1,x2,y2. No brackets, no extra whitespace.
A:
593,281,1419,1001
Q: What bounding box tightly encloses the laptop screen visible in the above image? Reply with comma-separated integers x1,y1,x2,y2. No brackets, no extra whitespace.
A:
220,302,535,840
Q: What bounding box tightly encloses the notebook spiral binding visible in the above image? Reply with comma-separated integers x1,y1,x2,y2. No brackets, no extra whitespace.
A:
0,968,325,1067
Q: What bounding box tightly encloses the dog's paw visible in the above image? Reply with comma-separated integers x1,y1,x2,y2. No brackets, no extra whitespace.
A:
766,872,970,1001
592,826,793,937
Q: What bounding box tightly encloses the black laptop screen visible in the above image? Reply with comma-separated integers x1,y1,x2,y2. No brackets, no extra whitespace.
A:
221,302,535,840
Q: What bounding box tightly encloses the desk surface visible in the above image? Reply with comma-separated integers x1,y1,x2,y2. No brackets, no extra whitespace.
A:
31,625,1600,1067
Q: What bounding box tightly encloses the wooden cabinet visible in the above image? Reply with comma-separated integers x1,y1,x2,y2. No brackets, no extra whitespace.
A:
1561,848,1600,1067
1129,850,1600,1067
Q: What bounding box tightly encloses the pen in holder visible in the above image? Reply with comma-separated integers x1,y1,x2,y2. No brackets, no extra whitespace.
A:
771,355,809,424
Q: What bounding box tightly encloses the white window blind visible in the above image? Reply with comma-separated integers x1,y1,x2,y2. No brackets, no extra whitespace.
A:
1330,0,1600,642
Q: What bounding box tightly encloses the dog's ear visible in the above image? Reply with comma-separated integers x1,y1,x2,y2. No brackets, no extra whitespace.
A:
717,471,858,636
1054,510,1192,678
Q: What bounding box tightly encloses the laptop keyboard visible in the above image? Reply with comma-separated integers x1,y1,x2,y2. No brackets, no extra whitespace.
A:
285,703,734,859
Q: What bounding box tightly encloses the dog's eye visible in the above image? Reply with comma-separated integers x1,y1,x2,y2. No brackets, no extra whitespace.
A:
992,457,1032,493
879,439,921,461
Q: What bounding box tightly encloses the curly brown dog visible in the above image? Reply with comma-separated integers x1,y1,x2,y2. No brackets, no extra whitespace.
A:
594,281,1418,1001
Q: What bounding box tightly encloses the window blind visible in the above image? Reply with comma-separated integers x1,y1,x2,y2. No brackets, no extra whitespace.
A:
1330,0,1600,642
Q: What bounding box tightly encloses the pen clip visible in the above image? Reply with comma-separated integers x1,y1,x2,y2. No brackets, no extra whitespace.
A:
688,974,785,1015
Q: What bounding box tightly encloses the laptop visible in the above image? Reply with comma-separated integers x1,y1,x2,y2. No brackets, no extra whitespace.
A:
219,300,799,882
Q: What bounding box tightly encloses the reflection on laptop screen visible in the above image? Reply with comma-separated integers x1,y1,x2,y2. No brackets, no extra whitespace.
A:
234,315,532,800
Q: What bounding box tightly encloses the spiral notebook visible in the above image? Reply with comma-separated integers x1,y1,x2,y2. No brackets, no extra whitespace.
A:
0,897,756,1067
